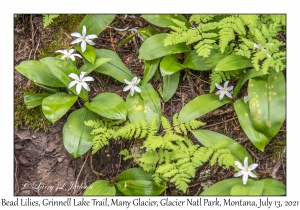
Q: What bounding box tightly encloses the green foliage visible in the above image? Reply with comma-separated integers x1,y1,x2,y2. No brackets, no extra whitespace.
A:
42,14,60,28
14,84,52,132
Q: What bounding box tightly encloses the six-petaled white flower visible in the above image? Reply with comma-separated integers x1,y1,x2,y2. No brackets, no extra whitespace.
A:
234,156,259,185
70,26,98,52
68,72,94,94
215,81,234,100
253,42,273,58
123,77,142,96
55,49,82,61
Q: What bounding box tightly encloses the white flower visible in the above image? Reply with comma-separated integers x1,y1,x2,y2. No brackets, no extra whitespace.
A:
234,157,259,185
55,49,82,61
215,81,234,100
123,77,142,96
70,26,98,52
68,72,94,94
253,42,272,58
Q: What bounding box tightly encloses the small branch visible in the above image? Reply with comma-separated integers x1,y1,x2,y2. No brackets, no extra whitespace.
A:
202,117,238,128
73,151,89,194
30,15,35,51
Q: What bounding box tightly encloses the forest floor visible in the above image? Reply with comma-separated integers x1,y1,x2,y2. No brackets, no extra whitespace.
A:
13,14,286,196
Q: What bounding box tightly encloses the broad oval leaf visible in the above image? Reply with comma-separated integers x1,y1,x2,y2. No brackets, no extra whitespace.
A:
161,71,180,102
141,58,161,85
141,14,190,28
94,49,134,83
261,178,286,195
248,70,286,138
80,57,112,75
201,178,242,195
115,168,166,196
79,14,116,36
15,60,64,87
40,57,89,101
76,45,96,64
234,99,269,151
24,93,51,109
215,55,252,71
230,180,264,195
160,54,185,76
63,108,98,158
178,94,231,124
233,68,268,98
183,50,211,71
85,93,127,120
138,33,191,60
140,83,162,132
83,180,116,196
126,92,146,124
191,129,253,164
42,92,78,123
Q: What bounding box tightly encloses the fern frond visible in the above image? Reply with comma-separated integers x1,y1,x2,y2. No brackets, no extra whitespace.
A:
43,14,59,28
219,28,235,53
161,116,172,134
190,14,216,24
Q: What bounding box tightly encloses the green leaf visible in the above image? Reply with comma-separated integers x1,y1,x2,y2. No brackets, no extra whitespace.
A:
161,71,180,102
24,93,51,109
83,180,116,196
76,45,96,64
141,14,190,28
15,60,64,87
183,50,211,71
248,70,286,138
233,68,268,98
126,93,147,124
115,168,166,196
42,92,78,123
230,180,264,195
233,99,269,151
178,94,231,124
201,178,242,195
191,129,253,164
140,83,162,132
141,58,161,85
79,14,116,36
215,55,253,71
138,33,191,60
63,108,98,158
80,58,112,75
94,49,134,83
118,26,157,46
40,57,88,101
160,54,185,76
261,178,286,195
85,93,127,121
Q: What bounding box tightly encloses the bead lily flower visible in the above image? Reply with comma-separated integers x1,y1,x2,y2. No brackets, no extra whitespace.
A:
234,156,259,185
123,77,142,96
215,81,234,100
253,42,273,58
70,26,98,52
55,49,82,61
68,72,94,94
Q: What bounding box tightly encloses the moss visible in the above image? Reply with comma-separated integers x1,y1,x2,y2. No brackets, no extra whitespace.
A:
14,84,52,132
39,14,84,59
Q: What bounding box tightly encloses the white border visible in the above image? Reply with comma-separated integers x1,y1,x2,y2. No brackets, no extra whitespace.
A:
3,1,299,209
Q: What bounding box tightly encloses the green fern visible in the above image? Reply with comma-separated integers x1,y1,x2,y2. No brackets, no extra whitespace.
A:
43,14,60,28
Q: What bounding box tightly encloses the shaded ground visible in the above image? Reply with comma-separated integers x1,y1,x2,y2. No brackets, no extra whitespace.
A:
13,14,286,196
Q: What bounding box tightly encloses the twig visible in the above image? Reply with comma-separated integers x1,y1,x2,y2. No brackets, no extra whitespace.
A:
185,71,196,98
30,15,35,51
73,151,89,194
89,152,102,179
202,117,238,128
109,28,116,52
33,38,40,60
14,155,20,195
187,70,210,84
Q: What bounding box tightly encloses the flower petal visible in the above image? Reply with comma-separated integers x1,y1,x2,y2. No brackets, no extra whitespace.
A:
70,55,76,61
219,92,225,100
248,163,259,171
81,41,87,52
68,80,78,89
82,26,86,37
227,86,234,91
86,34,98,39
68,73,79,80
68,49,75,54
123,85,130,92
132,77,138,84
85,39,95,45
215,83,223,90
224,81,229,88
55,50,66,54
242,173,249,185
81,82,90,92
243,157,249,168
124,79,131,84
76,83,82,94
134,86,142,93
130,87,134,96
235,161,243,169
79,72,86,80
234,171,244,177
225,91,233,98
70,38,82,45
73,54,82,58
82,76,94,82
135,78,141,85
70,32,82,38
248,171,257,178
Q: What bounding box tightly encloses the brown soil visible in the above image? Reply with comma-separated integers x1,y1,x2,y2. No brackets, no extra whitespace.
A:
13,14,286,196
